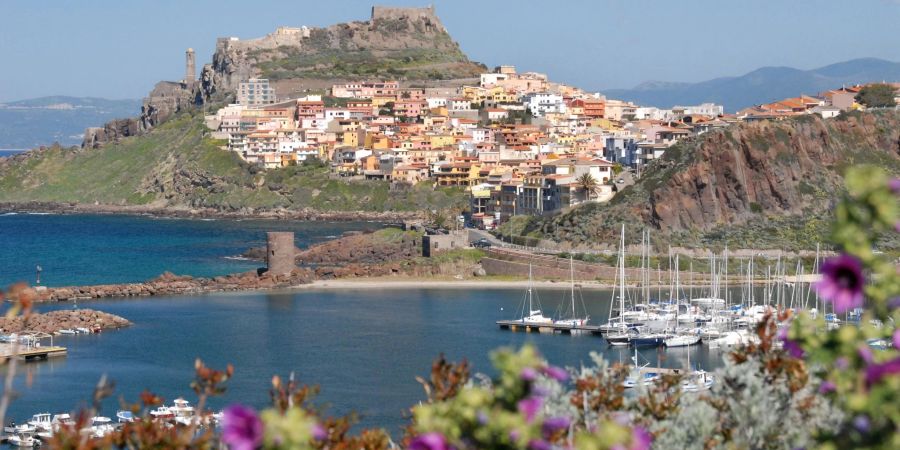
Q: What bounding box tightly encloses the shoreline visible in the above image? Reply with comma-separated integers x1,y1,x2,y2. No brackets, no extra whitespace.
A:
0,201,421,222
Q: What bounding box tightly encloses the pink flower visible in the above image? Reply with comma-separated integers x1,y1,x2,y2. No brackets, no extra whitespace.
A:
409,432,450,450
816,254,865,313
541,416,570,438
542,365,569,382
630,426,652,450
517,396,543,422
221,404,263,450
528,439,552,450
894,329,900,350
520,367,538,382
889,178,900,195
311,423,327,441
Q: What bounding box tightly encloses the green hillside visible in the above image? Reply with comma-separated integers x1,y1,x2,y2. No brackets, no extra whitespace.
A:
0,112,466,213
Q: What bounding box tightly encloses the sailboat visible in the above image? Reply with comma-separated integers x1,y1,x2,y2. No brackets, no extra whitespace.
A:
517,264,552,325
555,257,590,327
606,225,634,346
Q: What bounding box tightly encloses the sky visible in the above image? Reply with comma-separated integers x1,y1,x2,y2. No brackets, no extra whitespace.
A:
2,0,900,102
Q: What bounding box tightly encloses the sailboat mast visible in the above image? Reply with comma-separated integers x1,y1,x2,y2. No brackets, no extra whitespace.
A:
570,256,575,318
619,224,626,327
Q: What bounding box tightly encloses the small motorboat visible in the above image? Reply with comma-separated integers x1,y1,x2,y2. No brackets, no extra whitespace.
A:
57,329,76,335
27,413,51,432
90,416,113,438
150,406,174,421
681,370,715,392
7,424,38,447
171,398,195,426
116,411,135,423
622,372,660,388
75,327,91,334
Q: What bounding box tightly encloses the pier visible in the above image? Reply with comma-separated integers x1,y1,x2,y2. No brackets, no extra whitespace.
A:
0,332,67,362
0,343,67,361
496,320,605,335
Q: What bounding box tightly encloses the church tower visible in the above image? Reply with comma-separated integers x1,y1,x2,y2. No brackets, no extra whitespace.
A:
184,48,196,86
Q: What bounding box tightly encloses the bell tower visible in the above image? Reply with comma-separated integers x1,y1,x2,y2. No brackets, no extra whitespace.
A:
184,48,196,86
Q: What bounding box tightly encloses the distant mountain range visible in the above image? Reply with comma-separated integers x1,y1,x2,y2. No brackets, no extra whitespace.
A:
603,58,900,112
0,96,141,149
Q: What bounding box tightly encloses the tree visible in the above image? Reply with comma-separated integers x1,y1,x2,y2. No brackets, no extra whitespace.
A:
576,173,599,201
855,83,897,108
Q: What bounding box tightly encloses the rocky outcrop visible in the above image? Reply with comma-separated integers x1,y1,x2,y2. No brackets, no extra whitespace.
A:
83,6,482,148
545,111,900,248
0,309,130,334
642,112,900,231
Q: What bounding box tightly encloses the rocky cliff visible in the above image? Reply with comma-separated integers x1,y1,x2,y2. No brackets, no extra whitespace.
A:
528,111,900,250
85,5,483,148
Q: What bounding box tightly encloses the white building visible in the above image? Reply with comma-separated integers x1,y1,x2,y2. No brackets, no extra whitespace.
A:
523,93,566,117
237,78,276,106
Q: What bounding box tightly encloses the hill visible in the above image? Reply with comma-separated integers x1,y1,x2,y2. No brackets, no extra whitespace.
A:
0,112,466,214
604,58,900,112
0,96,140,148
85,5,486,148
499,110,900,251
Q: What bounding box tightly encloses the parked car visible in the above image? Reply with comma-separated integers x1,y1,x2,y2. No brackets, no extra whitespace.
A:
472,238,492,249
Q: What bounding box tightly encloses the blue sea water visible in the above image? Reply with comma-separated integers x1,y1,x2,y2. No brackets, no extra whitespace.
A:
0,214,731,437
0,150,24,158
0,213,384,287
4,288,727,436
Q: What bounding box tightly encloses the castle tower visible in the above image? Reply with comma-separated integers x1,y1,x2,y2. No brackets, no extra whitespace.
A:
184,48,196,86
266,232,296,276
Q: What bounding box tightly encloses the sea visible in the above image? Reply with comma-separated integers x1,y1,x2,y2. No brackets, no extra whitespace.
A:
0,214,730,436
0,149,25,158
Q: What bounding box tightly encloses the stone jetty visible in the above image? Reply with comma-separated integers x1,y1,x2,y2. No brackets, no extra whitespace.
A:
0,309,131,334
14,268,316,304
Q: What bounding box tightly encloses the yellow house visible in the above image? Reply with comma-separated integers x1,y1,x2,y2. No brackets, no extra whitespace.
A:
462,85,489,103
488,87,518,103
371,95,396,108
366,133,391,150
429,134,456,148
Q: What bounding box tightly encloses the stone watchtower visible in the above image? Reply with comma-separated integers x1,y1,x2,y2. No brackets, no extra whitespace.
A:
184,48,196,86
266,232,296,276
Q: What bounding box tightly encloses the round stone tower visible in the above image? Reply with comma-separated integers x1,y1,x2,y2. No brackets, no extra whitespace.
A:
266,232,296,276
184,48,196,85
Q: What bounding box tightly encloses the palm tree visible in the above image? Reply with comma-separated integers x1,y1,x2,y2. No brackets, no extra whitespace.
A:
576,173,598,202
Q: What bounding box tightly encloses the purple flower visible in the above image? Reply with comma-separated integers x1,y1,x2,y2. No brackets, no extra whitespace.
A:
528,439,552,450
630,426,653,450
853,415,870,433
531,385,550,397
477,410,489,426
864,357,900,388
894,329,900,350
836,357,849,370
542,365,569,382
517,396,543,422
311,423,327,441
541,416,570,438
221,404,264,450
520,367,538,382
778,328,804,358
816,254,865,313
409,432,450,450
889,178,900,195
818,381,836,394
509,429,521,443
889,297,900,310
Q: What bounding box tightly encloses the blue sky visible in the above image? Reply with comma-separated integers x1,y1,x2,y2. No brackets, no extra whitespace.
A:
2,0,900,102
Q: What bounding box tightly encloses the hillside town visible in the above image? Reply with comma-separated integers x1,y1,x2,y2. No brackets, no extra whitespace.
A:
204,65,899,229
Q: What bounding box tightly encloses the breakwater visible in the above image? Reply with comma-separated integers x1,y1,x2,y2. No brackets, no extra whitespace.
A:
14,269,316,303
0,308,130,334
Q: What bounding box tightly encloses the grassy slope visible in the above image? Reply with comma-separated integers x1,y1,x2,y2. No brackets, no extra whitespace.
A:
0,112,467,213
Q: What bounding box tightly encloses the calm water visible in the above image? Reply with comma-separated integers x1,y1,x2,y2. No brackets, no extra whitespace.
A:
2,288,732,436
0,213,384,286
0,214,733,437
0,150,24,158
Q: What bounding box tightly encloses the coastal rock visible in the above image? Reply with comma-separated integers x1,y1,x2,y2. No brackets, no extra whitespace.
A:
0,309,131,334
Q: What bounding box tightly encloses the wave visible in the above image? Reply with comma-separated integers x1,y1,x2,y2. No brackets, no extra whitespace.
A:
224,256,253,261
0,212,18,216
26,212,52,215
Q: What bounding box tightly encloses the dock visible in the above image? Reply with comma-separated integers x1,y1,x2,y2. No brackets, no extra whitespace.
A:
0,343,67,361
496,320,605,335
